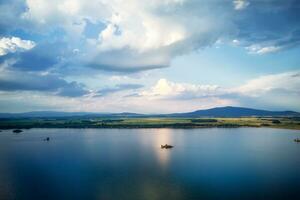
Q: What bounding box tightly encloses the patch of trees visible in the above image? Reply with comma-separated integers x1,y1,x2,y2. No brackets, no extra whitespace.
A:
101,119,124,123
190,119,218,123
272,120,281,124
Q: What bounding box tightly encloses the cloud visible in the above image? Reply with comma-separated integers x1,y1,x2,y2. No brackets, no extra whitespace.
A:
135,71,300,111
11,41,68,71
3,0,232,72
228,71,300,111
233,0,249,10
138,71,300,102
0,0,29,35
0,0,299,72
1,69,299,113
246,44,281,54
0,0,299,114
140,78,223,100
234,71,300,97
81,48,170,72
233,0,300,54
0,37,35,56
0,68,89,97
96,83,143,97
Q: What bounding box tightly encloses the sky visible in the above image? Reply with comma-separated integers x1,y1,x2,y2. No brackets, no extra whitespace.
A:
0,0,300,113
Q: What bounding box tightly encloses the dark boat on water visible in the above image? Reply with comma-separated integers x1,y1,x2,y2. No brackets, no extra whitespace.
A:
161,144,174,149
294,138,300,143
13,129,23,133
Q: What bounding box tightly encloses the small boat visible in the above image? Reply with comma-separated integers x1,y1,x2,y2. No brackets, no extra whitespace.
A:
43,137,50,141
294,138,300,143
161,144,174,149
13,129,23,133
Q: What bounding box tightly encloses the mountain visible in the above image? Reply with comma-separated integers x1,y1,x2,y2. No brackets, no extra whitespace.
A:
168,106,300,117
0,106,299,118
0,111,96,118
0,111,144,119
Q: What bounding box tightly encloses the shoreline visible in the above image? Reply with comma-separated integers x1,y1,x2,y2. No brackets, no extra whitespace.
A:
1,117,300,130
1,125,300,131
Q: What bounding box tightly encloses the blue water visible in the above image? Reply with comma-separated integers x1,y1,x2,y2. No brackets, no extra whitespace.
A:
0,128,300,200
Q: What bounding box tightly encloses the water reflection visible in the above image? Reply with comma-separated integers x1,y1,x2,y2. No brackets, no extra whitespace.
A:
152,129,173,168
1,128,300,200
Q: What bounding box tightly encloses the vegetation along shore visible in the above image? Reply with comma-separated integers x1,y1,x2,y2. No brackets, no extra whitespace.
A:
1,117,300,130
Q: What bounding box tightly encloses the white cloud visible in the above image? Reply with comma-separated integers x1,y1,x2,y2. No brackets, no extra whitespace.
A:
22,0,231,71
229,70,300,111
1,71,300,113
1,0,299,73
140,78,223,99
246,44,281,54
121,96,234,114
234,71,300,97
233,0,249,10
0,89,235,113
96,12,186,52
232,39,240,45
0,37,35,56
108,71,300,105
133,71,300,111
58,0,81,15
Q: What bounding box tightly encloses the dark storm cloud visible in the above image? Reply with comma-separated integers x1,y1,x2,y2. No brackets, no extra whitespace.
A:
0,70,89,97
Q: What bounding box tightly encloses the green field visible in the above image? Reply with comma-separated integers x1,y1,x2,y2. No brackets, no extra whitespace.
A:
1,117,300,130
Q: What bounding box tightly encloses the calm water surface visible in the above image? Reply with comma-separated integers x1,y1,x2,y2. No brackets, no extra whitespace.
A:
0,128,300,200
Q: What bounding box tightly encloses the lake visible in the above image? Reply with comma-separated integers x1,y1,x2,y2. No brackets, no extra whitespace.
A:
0,128,300,200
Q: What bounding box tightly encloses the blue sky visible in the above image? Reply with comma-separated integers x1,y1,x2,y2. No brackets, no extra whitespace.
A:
0,0,300,113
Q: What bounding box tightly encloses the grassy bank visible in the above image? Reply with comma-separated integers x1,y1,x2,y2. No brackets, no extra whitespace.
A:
1,117,300,130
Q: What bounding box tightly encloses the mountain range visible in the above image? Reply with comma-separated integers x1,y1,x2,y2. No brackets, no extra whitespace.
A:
0,106,299,118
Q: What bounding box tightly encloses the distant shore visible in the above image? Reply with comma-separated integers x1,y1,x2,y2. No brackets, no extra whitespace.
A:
1,117,300,130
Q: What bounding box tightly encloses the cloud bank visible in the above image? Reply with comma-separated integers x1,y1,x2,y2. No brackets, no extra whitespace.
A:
1,0,299,73
0,0,300,112
0,70,299,113
0,68,89,97
140,71,300,101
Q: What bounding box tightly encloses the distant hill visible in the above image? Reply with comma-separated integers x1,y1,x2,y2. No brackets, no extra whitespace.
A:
0,106,299,118
167,106,300,117
0,111,95,118
0,111,143,119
